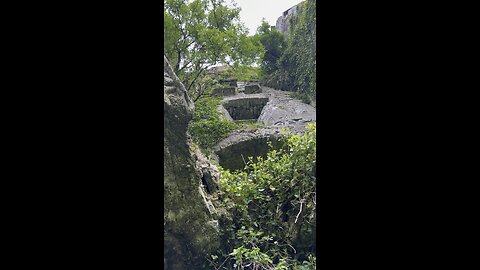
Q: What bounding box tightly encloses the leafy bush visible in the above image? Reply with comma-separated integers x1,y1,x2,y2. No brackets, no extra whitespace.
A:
211,124,317,269
188,97,237,154
216,65,262,82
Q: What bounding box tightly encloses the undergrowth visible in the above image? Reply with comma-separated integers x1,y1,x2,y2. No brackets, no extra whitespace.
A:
209,124,316,269
188,97,237,155
189,97,268,155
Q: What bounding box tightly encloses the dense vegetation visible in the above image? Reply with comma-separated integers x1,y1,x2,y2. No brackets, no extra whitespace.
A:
216,65,262,82
257,0,316,104
164,0,264,102
165,1,317,268
255,20,287,78
188,95,265,155
210,124,317,269
188,96,236,154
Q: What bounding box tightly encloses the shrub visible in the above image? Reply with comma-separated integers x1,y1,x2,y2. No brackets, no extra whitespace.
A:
211,124,317,269
188,97,237,154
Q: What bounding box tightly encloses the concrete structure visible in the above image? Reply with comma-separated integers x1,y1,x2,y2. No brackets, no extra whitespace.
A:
212,85,316,171
275,1,304,36
222,95,269,120
219,79,238,87
213,87,236,97
244,83,262,94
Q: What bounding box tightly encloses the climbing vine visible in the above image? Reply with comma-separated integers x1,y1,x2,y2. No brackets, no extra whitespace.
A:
260,0,316,104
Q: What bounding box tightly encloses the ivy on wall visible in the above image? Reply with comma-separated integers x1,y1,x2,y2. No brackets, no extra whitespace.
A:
262,0,316,104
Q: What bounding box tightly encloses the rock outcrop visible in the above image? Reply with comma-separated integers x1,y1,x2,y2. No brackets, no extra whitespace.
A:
258,86,316,134
164,55,221,269
211,84,316,172
212,128,284,172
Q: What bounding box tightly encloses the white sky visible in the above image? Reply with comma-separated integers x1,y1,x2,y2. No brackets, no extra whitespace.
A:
233,0,303,35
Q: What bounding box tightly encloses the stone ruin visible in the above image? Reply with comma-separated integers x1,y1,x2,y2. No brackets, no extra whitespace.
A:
213,84,316,173
222,96,269,120
219,79,238,88
244,83,262,94
213,87,236,96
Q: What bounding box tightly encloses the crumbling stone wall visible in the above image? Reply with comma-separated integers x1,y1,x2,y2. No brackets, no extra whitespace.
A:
244,84,262,94
213,87,236,96
222,97,269,120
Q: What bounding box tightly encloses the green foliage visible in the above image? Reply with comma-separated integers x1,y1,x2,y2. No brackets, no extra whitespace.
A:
192,75,223,102
281,0,316,101
260,0,316,104
188,96,236,154
215,65,262,82
289,91,312,105
211,124,317,269
233,66,262,81
256,19,287,76
235,120,265,131
164,0,264,99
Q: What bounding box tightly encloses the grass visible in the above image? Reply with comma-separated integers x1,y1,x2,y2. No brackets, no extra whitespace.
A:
234,120,265,130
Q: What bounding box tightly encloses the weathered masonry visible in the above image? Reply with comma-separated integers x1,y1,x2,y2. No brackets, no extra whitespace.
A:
222,96,269,120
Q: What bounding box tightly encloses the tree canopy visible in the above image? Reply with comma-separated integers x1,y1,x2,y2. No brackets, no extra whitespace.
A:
256,19,287,76
164,0,264,101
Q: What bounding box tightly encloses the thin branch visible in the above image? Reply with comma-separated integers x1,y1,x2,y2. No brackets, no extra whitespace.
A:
186,66,209,92
216,255,230,270
294,200,303,224
241,154,247,166
287,243,296,254
177,57,194,74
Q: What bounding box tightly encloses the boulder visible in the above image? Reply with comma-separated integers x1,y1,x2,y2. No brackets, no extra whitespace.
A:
164,55,221,269
212,129,284,172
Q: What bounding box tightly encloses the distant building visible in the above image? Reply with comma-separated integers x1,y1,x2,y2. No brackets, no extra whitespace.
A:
275,1,304,36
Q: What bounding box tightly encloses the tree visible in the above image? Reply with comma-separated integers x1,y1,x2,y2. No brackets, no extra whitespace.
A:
256,19,287,75
164,0,264,101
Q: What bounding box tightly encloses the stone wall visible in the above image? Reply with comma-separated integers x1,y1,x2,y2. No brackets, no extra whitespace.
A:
275,1,304,35
244,84,262,94
219,79,238,87
222,97,269,120
213,87,236,96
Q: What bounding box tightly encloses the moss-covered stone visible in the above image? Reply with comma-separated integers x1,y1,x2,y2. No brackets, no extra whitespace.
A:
164,55,222,269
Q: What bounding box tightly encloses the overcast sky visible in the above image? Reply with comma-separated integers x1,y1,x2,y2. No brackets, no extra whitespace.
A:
233,0,302,35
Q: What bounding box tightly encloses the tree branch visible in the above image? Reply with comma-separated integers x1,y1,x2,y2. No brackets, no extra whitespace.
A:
186,66,209,93
294,200,303,224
